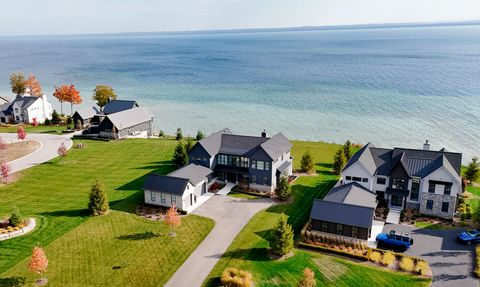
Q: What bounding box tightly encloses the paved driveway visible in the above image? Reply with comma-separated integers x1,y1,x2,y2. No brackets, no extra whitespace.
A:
165,195,273,287
382,224,477,287
1,133,73,174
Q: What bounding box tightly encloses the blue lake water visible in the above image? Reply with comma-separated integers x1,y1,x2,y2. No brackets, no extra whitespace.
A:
0,25,479,160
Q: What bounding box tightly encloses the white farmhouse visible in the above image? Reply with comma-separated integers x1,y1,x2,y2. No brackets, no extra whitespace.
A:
0,93,53,124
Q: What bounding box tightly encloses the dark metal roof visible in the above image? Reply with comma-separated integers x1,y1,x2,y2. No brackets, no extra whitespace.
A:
143,174,189,196
323,182,377,208
219,134,269,156
310,199,375,229
168,164,212,186
103,100,138,115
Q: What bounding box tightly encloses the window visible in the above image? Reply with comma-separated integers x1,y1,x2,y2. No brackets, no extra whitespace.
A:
351,227,359,238
263,177,268,185
251,160,256,169
336,224,343,235
346,176,352,181
410,178,420,201
252,175,257,184
444,185,451,195
392,178,406,190
321,221,328,232
352,177,361,182
362,178,368,183
265,162,270,171
161,193,166,203
377,177,386,185
257,161,265,170
151,191,156,201
441,202,449,212
428,183,435,193
426,200,433,210
171,195,176,205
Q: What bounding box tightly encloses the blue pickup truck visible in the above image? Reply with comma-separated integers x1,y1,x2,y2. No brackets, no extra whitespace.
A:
376,230,414,251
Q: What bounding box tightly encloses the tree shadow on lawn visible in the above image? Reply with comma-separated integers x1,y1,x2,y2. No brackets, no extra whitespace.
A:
208,247,271,262
41,208,89,218
117,231,162,241
315,162,335,176
0,276,26,287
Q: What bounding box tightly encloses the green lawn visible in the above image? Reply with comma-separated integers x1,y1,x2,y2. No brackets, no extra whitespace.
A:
0,124,67,134
467,185,480,197
203,141,430,286
228,191,263,200
415,221,457,230
0,138,213,286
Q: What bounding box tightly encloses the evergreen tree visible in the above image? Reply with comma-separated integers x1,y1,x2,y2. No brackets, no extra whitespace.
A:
343,140,352,161
300,151,315,174
185,139,195,152
176,128,183,140
196,130,204,141
88,180,109,216
51,110,61,124
275,176,291,201
158,130,165,138
172,141,189,167
332,148,346,175
269,216,294,256
465,157,480,184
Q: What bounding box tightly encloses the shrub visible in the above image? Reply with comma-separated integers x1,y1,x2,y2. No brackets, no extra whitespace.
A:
51,110,61,124
368,251,382,263
88,180,109,216
9,208,22,227
44,119,51,126
298,267,316,287
158,130,165,138
381,251,396,267
221,267,253,287
300,151,314,173
399,257,415,272
269,216,294,256
66,116,73,125
415,260,429,276
475,245,480,277
275,176,291,201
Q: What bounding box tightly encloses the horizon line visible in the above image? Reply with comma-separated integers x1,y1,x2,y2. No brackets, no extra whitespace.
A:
1,19,480,38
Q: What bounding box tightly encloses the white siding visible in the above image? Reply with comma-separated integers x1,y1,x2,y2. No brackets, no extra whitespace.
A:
144,190,184,210
421,167,460,196
342,162,374,189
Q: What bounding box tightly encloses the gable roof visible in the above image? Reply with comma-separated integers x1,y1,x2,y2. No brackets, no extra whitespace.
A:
106,107,153,130
342,142,377,175
143,174,189,196
103,100,138,115
310,199,375,229
74,106,100,120
259,133,293,160
219,134,269,156
195,128,232,157
12,96,40,110
323,182,377,208
168,164,213,186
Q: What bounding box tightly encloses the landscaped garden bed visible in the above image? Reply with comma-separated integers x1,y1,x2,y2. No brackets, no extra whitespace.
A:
208,181,226,193
375,199,389,221
399,207,459,230
231,184,272,198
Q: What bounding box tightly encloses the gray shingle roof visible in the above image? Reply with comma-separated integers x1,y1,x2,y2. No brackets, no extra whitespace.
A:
168,164,213,186
260,133,293,160
310,199,375,229
12,96,39,110
196,128,232,157
219,134,269,156
143,174,189,196
106,107,153,130
342,142,377,175
103,100,138,115
277,161,291,173
74,106,100,120
323,182,377,208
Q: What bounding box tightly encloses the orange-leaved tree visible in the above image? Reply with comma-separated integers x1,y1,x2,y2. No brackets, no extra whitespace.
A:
28,246,48,284
53,84,82,115
0,162,9,184
24,74,43,96
165,204,181,236
57,142,68,157
17,126,26,142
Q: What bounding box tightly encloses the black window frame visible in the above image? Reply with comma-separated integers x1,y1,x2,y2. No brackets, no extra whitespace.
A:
346,176,352,180
426,199,433,210
428,183,435,193
376,177,386,185
410,178,420,201
444,185,451,195
321,221,328,232
441,202,449,212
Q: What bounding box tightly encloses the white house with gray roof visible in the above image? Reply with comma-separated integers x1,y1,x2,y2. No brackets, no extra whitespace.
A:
341,141,462,219
143,163,214,212
0,93,53,124
98,106,153,139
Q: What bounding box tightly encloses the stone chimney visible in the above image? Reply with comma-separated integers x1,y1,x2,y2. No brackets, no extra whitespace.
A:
261,129,268,138
423,140,430,151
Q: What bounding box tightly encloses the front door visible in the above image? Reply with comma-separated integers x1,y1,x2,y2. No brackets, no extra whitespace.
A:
391,195,403,207
227,172,237,183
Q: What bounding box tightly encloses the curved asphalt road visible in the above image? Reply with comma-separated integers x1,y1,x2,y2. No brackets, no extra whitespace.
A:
1,133,73,174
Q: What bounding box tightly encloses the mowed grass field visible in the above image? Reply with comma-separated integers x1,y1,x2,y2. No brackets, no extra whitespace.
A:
203,141,431,287
0,138,214,286
0,124,67,134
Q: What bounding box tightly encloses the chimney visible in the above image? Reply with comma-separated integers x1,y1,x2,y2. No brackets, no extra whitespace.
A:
423,140,430,151
261,129,268,138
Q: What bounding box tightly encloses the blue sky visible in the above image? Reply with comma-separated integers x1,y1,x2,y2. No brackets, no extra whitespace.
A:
1,0,479,36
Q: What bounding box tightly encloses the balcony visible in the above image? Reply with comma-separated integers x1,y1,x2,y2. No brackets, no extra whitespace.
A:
386,187,409,196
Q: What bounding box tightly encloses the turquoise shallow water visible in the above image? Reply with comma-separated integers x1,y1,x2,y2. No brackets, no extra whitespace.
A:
0,25,479,160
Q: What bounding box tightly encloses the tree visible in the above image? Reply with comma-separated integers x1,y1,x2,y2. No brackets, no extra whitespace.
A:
51,110,61,124
10,72,26,95
24,74,43,96
332,148,346,175
158,130,165,138
53,85,67,114
58,143,68,157
172,141,188,167
0,137,7,152
93,85,117,110
54,84,82,115
185,139,195,152
17,126,26,142
28,246,48,282
269,216,294,256
88,180,109,216
343,140,352,161
165,204,181,236
176,128,183,140
465,157,480,185
196,130,204,141
301,151,315,174
298,267,316,287
0,162,9,184
275,176,291,201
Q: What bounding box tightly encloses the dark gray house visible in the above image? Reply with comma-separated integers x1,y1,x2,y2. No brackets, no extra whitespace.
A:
72,106,100,129
188,128,293,192
103,100,138,115
310,183,376,240
98,107,153,139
